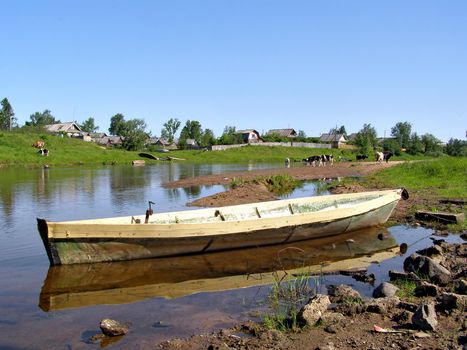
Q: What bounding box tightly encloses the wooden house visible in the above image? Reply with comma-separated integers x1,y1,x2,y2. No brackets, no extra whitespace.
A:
236,129,262,143
319,133,347,148
266,128,297,138
44,122,83,138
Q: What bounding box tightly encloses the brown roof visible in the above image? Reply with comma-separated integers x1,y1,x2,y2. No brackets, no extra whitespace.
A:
267,128,297,137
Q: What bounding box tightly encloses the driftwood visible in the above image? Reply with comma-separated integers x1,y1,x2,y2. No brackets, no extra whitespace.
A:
439,199,466,205
415,211,465,224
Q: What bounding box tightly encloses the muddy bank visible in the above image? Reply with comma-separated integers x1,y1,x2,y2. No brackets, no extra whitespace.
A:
185,162,402,208
164,161,403,189
158,240,466,350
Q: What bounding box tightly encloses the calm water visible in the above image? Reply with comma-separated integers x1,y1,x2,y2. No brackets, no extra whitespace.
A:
0,163,461,349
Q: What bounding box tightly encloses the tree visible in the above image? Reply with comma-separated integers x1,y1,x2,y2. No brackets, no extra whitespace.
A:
199,128,216,147
25,109,59,126
109,113,149,150
354,123,378,155
262,132,289,142
329,125,347,136
217,126,243,145
121,118,148,151
407,132,423,155
160,118,181,143
80,117,99,133
421,133,442,154
381,138,401,156
179,120,203,147
391,122,412,149
0,98,16,131
109,113,126,136
445,138,467,156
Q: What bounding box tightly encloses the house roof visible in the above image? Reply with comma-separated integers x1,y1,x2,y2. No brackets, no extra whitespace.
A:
44,122,82,133
236,129,260,135
319,133,347,142
185,138,197,145
267,128,297,137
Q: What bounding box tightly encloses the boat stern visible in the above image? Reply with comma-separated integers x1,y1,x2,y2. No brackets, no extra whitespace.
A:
37,218,61,265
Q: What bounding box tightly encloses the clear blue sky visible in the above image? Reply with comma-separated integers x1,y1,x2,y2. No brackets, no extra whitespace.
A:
2,0,466,141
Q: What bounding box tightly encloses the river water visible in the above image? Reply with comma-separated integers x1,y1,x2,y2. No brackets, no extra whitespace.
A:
0,163,461,349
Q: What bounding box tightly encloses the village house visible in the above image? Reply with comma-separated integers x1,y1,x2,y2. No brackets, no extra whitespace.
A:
147,137,177,149
44,122,86,139
319,133,348,148
236,129,262,143
92,135,124,147
266,128,297,138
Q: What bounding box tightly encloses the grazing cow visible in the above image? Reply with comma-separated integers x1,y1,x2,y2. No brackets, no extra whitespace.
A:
320,154,334,166
303,155,322,167
375,152,384,163
356,154,368,161
383,151,393,163
32,140,45,149
38,148,49,156
376,151,393,163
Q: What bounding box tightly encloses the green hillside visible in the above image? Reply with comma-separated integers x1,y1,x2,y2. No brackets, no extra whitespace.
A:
0,132,357,167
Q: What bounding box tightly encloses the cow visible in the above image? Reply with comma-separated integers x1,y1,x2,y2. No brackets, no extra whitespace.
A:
356,154,368,161
303,155,322,167
320,154,334,166
383,151,393,162
32,140,45,149
375,152,384,163
376,151,393,163
38,148,49,156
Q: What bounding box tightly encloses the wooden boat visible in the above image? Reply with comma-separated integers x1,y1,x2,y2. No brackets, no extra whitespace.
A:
37,189,408,265
39,227,398,311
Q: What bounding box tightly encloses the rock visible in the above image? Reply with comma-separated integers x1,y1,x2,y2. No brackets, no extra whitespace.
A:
298,294,330,326
389,270,420,282
398,301,418,312
352,272,375,284
372,282,399,298
403,253,452,285
364,296,400,314
99,318,129,337
453,279,467,295
320,312,346,333
438,292,467,311
412,303,438,331
327,284,361,303
315,342,336,350
392,310,413,326
414,332,431,339
416,245,444,257
414,281,438,297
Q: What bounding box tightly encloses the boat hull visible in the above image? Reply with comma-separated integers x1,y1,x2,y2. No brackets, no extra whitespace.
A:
38,196,399,265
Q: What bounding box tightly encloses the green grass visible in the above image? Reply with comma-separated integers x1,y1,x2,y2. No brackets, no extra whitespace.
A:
0,132,140,166
0,131,355,167
231,173,301,195
169,145,350,163
393,279,418,301
262,270,321,332
366,157,467,198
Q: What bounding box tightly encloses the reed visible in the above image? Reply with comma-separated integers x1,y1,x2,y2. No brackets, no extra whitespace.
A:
262,270,322,332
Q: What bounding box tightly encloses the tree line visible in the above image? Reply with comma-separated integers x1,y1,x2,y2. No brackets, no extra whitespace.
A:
0,97,465,156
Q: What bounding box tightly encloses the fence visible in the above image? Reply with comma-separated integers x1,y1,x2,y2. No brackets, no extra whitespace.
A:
211,142,332,151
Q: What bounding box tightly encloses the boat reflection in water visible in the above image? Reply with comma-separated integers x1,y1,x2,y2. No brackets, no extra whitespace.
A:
39,227,397,311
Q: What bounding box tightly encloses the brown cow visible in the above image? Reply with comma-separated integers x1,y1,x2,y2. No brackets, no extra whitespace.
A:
32,140,45,148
